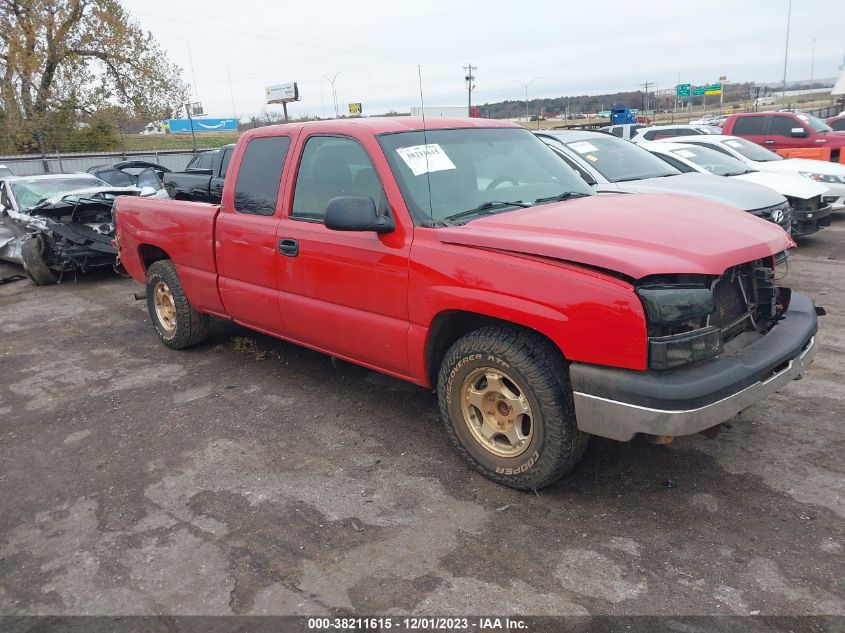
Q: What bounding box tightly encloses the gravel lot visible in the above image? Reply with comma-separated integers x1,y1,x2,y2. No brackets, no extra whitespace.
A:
0,216,843,618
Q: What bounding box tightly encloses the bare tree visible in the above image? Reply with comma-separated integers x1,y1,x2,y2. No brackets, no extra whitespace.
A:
0,0,187,152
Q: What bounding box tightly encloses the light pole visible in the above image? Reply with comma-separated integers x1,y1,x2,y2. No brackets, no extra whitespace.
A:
514,77,540,121
782,0,792,97
323,73,340,118
810,38,817,83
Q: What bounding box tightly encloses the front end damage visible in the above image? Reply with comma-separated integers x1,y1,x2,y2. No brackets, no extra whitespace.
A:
0,188,137,281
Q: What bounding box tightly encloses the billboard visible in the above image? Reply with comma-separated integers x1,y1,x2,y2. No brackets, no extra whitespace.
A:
165,118,238,134
265,82,299,104
349,102,362,115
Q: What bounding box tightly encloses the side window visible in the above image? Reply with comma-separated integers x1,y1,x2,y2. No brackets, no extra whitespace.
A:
732,116,766,135
609,127,624,138
769,115,800,136
699,143,734,157
137,169,162,191
233,136,291,215
196,152,213,170
0,183,10,209
220,149,233,178
292,136,384,222
643,130,657,141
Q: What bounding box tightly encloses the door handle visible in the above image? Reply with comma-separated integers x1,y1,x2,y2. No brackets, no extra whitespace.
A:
764,139,774,144
278,238,299,257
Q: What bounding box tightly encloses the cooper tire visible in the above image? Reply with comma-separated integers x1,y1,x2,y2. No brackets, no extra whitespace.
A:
145,260,209,349
20,235,57,285
437,326,589,490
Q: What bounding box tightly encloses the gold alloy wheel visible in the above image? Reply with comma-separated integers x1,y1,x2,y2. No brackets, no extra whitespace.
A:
460,367,534,458
153,280,177,332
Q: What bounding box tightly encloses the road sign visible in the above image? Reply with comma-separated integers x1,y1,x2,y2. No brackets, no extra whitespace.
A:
705,84,722,95
265,82,299,104
349,102,362,115
676,83,691,97
693,85,706,96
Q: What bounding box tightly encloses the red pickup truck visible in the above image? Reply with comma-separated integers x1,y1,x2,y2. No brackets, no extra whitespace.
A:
114,117,818,490
722,112,845,162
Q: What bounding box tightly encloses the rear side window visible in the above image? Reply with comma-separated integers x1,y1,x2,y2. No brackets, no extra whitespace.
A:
831,118,845,132
608,126,623,138
732,116,766,135
769,115,800,136
291,136,384,222
233,136,291,215
220,148,233,178
192,152,213,170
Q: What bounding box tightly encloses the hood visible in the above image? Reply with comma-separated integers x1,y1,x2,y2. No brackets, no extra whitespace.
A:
609,172,785,211
436,193,794,280
36,186,138,208
731,170,829,199
755,158,845,177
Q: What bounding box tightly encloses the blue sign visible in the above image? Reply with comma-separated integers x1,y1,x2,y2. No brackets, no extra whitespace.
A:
165,118,238,133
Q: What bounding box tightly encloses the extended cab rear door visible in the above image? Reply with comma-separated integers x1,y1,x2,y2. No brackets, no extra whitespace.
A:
216,134,294,333
730,115,769,148
274,130,413,378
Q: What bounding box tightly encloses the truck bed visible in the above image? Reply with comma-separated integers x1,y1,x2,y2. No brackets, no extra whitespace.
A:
115,196,224,314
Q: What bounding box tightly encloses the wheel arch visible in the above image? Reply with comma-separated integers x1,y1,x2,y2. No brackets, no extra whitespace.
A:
137,244,171,272
424,310,566,388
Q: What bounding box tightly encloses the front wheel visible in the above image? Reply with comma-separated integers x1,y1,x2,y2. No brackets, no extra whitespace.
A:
437,326,588,490
20,235,57,285
145,260,209,349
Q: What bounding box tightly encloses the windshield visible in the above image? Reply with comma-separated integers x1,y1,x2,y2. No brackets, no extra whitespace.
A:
670,145,751,176
720,137,783,162
563,135,680,182
10,176,108,209
796,113,833,133
377,127,593,223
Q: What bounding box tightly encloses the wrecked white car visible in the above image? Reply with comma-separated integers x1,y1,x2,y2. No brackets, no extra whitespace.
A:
0,173,139,285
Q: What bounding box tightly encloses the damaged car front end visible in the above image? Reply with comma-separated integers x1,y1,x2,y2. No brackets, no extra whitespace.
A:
0,174,138,284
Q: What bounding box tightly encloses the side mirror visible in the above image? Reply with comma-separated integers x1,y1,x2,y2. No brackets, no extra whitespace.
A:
790,127,809,138
324,196,394,233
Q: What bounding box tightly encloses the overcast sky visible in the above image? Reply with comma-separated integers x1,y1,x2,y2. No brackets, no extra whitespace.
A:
121,0,845,120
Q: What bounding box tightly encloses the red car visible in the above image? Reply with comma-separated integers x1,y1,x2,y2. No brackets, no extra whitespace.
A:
114,117,817,490
722,111,845,162
827,114,845,132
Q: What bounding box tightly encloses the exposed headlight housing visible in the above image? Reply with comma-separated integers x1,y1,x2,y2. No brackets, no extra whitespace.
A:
649,326,723,371
799,171,845,184
638,284,721,370
638,285,715,325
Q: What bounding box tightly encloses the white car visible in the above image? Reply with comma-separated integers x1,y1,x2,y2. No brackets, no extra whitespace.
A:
660,134,845,211
629,125,722,143
642,141,831,236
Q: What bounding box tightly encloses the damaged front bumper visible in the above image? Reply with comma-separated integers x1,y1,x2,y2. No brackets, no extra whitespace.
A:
569,292,819,441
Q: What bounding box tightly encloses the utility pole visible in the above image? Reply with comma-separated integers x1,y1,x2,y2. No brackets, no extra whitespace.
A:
810,38,817,83
640,82,655,116
323,73,340,118
464,63,476,115
782,0,792,97
514,77,540,122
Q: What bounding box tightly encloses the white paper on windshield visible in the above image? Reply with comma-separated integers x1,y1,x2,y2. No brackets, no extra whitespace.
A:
396,144,456,176
725,140,743,148
675,149,697,158
569,141,599,154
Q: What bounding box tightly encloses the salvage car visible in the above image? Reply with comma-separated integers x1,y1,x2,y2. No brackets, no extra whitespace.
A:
114,118,816,491
664,134,845,211
643,141,831,236
87,160,170,197
536,130,794,234
0,173,138,284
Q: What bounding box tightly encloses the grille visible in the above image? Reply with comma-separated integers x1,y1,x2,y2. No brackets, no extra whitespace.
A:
792,195,820,212
709,273,750,340
752,202,791,232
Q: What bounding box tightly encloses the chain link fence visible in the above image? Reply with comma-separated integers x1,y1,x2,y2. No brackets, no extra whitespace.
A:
0,149,198,177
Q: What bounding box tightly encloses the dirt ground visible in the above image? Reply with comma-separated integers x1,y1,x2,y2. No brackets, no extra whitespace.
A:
0,216,843,619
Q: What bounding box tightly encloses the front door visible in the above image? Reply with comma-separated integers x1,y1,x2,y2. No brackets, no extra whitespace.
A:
276,134,413,377
216,135,292,333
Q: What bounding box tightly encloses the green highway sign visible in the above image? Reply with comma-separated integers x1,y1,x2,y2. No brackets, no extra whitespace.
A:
676,83,691,97
705,84,722,95
692,85,706,96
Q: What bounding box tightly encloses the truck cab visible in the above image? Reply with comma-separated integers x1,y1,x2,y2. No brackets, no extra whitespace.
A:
163,144,235,203
723,112,845,162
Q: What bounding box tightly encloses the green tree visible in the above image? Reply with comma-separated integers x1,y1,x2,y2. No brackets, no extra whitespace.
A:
0,0,187,153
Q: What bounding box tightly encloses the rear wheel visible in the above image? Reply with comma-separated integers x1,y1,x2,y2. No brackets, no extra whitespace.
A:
437,326,589,490
145,260,209,349
20,235,57,285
